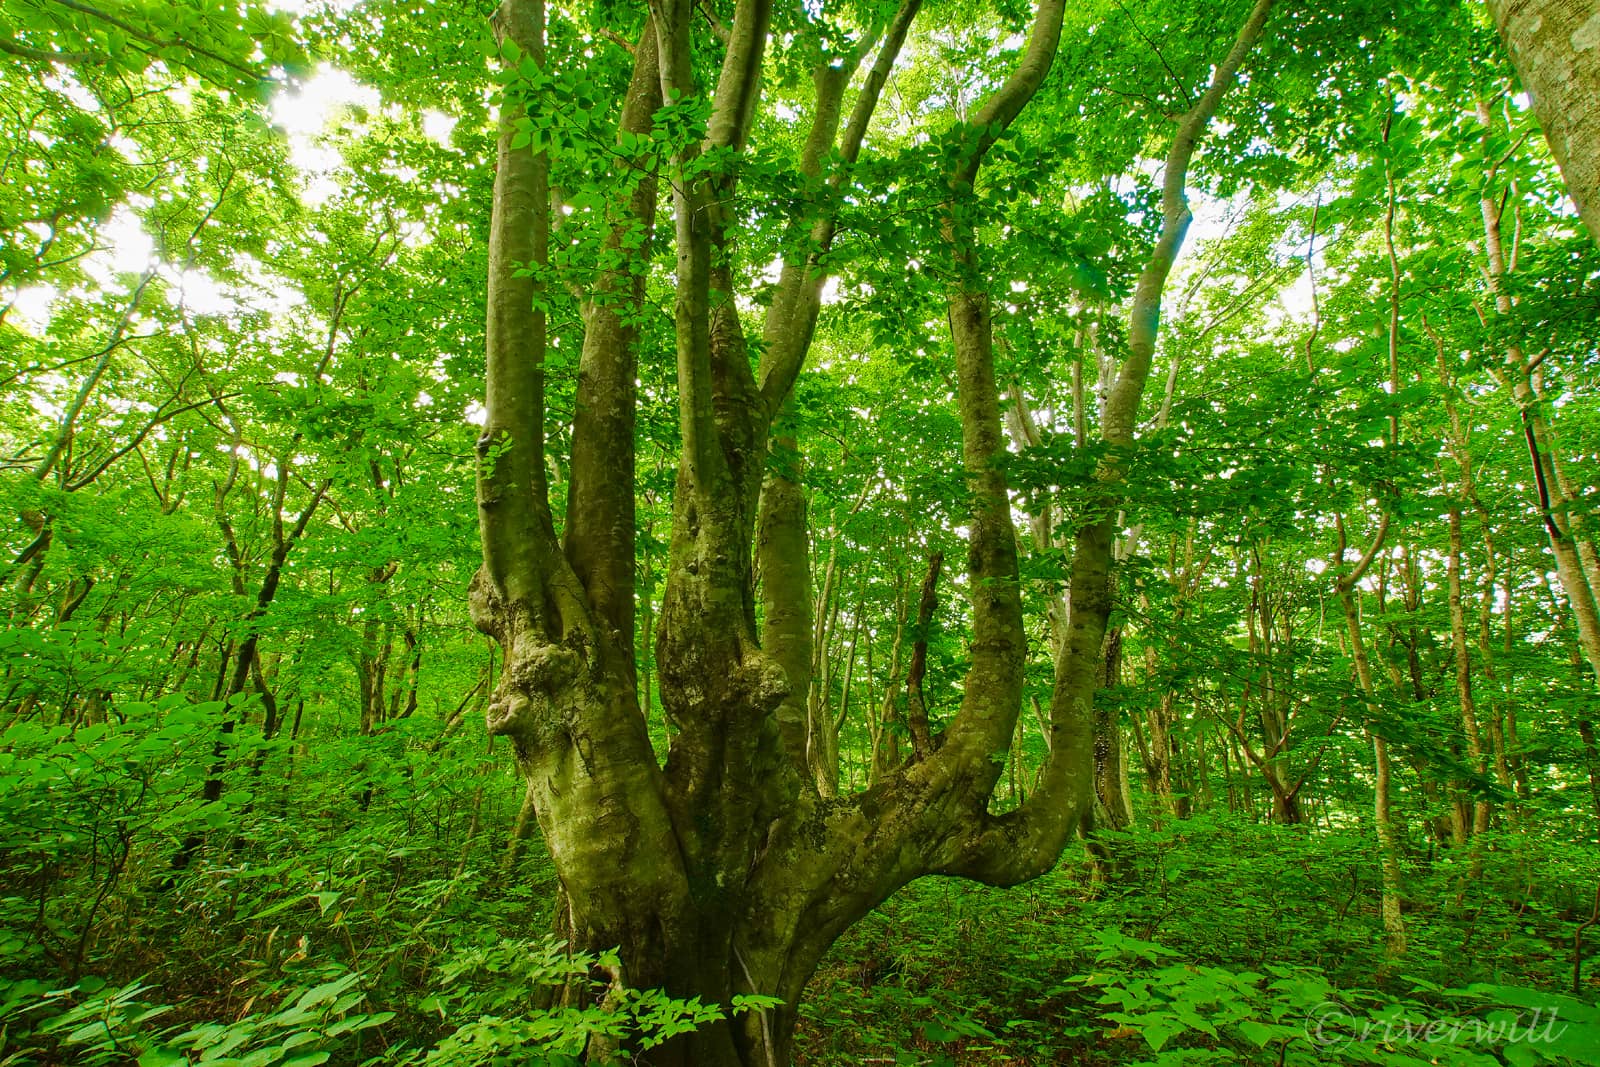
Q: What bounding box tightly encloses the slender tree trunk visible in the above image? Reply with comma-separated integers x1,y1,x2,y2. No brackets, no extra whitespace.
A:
870,567,908,781
1475,114,1600,687
1335,534,1406,958
904,552,944,761
1446,504,1491,839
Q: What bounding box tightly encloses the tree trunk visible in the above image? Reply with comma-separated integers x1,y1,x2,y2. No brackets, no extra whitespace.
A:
468,0,1274,1059
1486,0,1600,243
1475,110,1600,687
1446,504,1491,839
1335,532,1407,958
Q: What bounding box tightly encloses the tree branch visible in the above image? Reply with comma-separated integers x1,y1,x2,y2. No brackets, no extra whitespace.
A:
0,35,100,65
47,0,267,84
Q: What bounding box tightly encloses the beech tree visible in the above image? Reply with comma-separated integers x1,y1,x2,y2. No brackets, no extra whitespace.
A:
8,0,1600,1063
1487,0,1600,241
469,0,1277,1060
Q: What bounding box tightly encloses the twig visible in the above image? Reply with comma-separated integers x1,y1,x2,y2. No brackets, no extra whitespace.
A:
0,35,100,64
48,0,266,83
1575,882,1599,995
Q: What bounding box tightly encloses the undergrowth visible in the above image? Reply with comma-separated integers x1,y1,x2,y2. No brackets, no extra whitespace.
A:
2,705,1594,1065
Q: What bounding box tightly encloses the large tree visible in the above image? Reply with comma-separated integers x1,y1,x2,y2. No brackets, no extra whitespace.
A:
8,1,1600,1062
1487,0,1600,241
469,0,1275,1061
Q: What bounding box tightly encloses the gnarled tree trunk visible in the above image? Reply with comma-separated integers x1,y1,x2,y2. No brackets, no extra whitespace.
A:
469,0,1274,1061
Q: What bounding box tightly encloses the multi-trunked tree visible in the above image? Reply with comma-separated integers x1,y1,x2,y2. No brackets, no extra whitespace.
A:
468,0,1274,1061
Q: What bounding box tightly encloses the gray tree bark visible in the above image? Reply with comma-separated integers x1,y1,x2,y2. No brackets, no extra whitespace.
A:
1487,0,1600,242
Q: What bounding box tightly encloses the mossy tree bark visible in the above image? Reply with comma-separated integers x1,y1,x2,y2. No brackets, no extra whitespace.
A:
470,0,1274,1061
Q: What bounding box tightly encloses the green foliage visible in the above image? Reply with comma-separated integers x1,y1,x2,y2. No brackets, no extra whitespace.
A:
1070,943,1600,1066
419,938,780,1065
1,969,390,1066
3,0,1599,1063
800,809,1600,1064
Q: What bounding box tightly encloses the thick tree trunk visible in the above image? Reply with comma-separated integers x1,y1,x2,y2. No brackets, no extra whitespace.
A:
564,24,660,678
1487,0,1600,243
469,0,1273,1060
758,416,813,774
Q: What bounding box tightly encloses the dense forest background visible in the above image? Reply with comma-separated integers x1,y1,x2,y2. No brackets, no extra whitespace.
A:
2,0,1599,1063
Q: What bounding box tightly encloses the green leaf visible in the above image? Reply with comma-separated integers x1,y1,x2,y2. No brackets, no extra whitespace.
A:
1138,1015,1188,1052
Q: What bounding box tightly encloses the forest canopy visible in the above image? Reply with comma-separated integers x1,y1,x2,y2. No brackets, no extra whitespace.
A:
2,0,1599,1064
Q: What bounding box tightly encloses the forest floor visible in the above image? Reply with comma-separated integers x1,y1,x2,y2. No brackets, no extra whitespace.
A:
2,734,1595,1066
792,812,1600,1065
